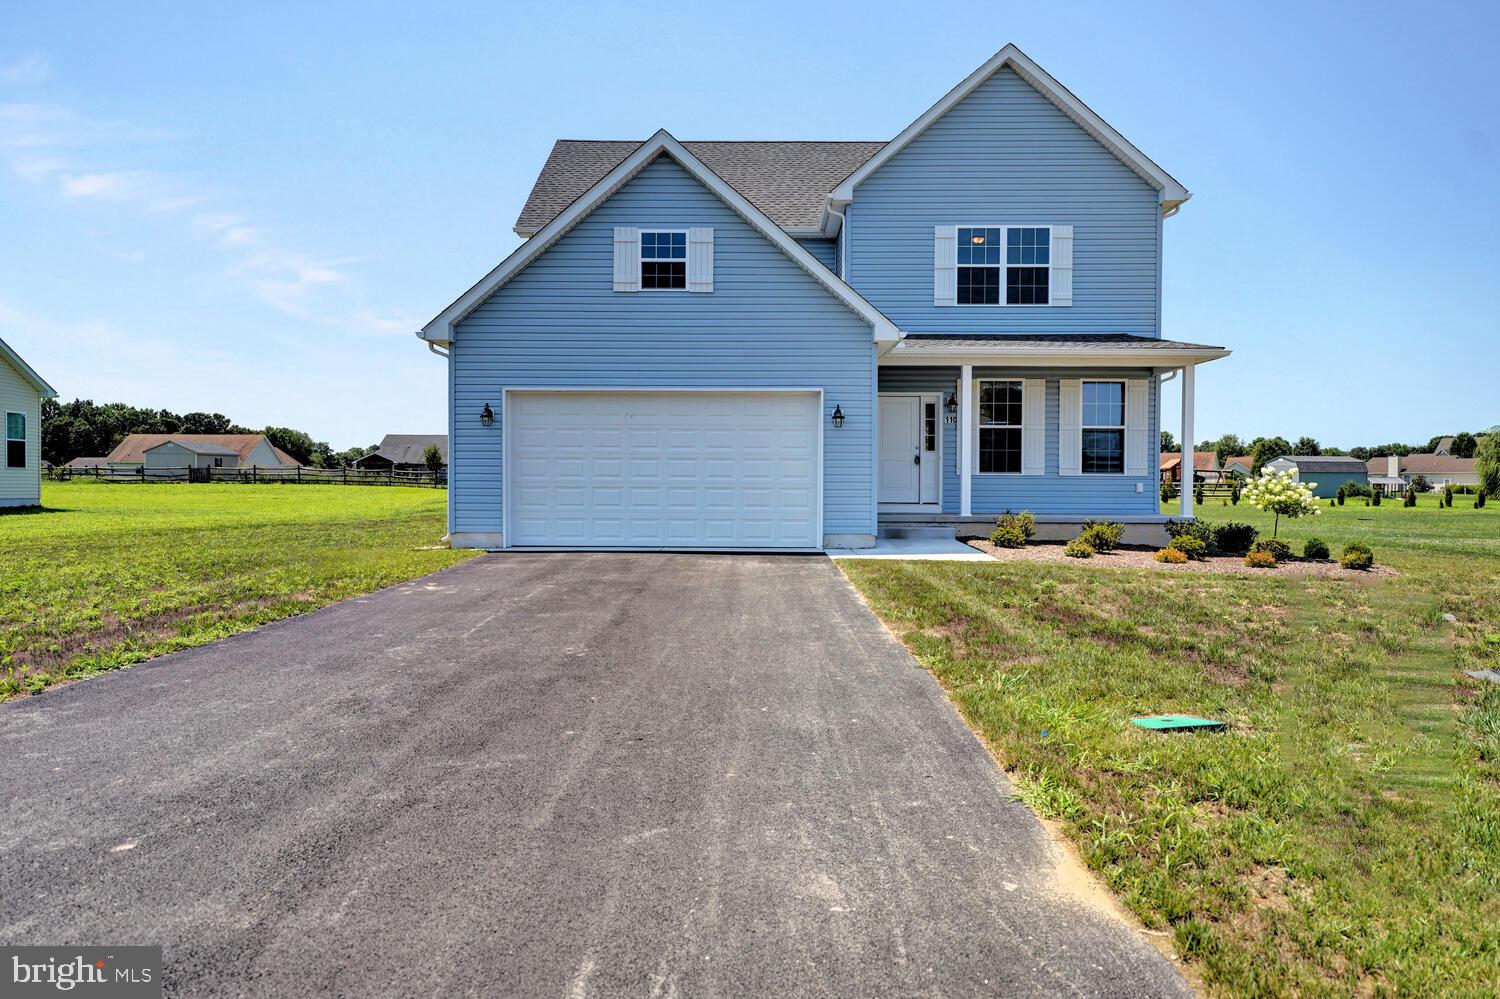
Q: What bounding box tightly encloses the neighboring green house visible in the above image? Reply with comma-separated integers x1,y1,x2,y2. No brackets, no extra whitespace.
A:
0,336,57,508
1264,455,1369,497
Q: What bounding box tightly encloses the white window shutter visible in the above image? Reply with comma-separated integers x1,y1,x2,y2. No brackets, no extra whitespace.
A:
687,227,714,292
1051,224,1073,306
1125,379,1149,477
1059,379,1082,476
613,226,640,292
1022,378,1046,475
934,225,957,306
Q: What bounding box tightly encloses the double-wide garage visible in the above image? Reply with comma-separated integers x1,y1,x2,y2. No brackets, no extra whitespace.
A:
505,390,823,550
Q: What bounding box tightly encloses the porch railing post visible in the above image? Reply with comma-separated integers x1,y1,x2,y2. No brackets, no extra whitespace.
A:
1181,362,1196,519
959,363,973,517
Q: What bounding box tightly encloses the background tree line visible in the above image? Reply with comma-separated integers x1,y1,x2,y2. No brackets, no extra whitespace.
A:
1159,428,1492,469
41,398,378,468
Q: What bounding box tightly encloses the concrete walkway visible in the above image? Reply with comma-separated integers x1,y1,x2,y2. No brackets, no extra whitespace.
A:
826,536,995,560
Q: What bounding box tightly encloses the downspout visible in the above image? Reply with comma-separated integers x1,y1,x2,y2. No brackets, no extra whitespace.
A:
826,202,848,279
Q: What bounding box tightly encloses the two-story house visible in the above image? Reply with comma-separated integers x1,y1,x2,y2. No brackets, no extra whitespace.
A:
418,44,1228,550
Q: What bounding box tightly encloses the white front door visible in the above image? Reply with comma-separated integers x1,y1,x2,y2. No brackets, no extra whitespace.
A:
878,395,921,504
506,390,821,550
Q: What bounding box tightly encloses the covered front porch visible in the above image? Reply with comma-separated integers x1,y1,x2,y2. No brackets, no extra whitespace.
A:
874,334,1229,539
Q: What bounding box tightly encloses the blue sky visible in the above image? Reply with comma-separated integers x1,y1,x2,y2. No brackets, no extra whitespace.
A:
3,1,1495,449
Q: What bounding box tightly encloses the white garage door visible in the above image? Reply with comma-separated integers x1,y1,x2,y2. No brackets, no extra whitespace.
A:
507,391,822,549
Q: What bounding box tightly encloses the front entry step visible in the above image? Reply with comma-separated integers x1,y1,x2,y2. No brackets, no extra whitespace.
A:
878,525,958,541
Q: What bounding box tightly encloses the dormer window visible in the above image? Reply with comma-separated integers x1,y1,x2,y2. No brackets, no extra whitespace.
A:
640,230,687,289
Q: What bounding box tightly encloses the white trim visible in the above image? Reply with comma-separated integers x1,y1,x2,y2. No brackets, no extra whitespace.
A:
1180,363,1195,519
635,228,689,292
419,130,899,346
1058,378,1082,476
876,391,943,510
958,365,973,515
1080,379,1127,476
0,337,57,398
951,225,1056,307
499,387,825,552
1021,377,1046,476
687,226,714,293
1124,378,1149,477
971,378,1025,476
881,341,1230,367
827,44,1190,221
5,410,26,469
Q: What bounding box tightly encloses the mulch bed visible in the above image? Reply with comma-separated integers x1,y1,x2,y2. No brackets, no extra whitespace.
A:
962,538,1399,578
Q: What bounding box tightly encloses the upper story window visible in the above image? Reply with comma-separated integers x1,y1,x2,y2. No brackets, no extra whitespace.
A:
6,412,25,468
955,226,1050,305
977,380,1023,474
1081,381,1124,474
640,230,687,289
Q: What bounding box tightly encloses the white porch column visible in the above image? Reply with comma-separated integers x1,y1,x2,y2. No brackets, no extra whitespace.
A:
1181,362,1195,519
959,364,973,517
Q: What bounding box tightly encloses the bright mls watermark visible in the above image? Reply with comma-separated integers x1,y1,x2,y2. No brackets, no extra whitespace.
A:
3,947,161,997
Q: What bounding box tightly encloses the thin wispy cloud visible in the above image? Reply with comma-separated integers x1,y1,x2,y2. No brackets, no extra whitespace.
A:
2,83,414,339
0,54,53,85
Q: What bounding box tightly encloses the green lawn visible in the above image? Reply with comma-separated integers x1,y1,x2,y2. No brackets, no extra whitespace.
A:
842,494,1500,997
1,481,474,700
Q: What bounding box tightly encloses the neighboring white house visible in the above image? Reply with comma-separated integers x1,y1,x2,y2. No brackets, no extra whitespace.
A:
142,440,240,470
0,337,57,508
104,433,300,469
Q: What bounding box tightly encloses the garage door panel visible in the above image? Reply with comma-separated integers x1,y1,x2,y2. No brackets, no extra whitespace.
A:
508,391,820,549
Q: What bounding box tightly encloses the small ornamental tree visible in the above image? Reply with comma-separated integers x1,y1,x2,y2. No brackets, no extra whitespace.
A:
423,444,444,475
1242,468,1322,537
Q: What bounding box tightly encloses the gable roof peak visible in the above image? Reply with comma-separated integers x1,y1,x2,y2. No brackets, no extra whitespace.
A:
827,42,1190,220
420,129,899,346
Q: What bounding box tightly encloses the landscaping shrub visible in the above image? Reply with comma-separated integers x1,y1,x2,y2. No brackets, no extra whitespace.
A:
1371,488,1381,506
1154,547,1188,564
1160,481,1174,504
1341,542,1375,570
1063,538,1095,559
1444,485,1455,508
990,510,1036,546
1164,518,1214,548
1336,490,1345,506
1167,535,1208,560
1404,488,1417,507
1243,550,1277,568
1251,538,1292,561
1078,519,1124,553
1194,482,1205,507
1211,521,1258,555
1229,481,1242,505
1302,537,1330,560
1477,491,1487,509
989,522,1029,548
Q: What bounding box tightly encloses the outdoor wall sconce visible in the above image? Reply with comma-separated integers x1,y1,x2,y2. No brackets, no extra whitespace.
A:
480,403,494,427
831,404,845,429
944,393,957,413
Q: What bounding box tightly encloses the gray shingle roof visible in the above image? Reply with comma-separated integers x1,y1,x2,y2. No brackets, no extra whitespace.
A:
515,140,886,234
1281,456,1369,473
367,434,448,465
898,334,1226,351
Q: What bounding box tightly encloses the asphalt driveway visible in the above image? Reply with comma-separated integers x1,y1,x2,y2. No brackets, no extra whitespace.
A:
1,554,1190,997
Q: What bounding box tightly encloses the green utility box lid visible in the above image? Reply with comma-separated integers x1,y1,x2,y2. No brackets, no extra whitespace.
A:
1131,714,1226,732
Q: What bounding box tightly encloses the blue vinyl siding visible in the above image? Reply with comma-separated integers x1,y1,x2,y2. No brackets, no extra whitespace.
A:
1303,471,1367,499
848,67,1161,335
450,155,876,539
795,237,838,274
878,366,1160,517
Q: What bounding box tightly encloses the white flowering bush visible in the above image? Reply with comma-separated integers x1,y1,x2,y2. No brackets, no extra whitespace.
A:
1242,468,1321,537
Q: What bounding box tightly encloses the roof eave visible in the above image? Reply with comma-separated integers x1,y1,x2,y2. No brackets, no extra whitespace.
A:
881,343,1230,367
0,337,57,398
